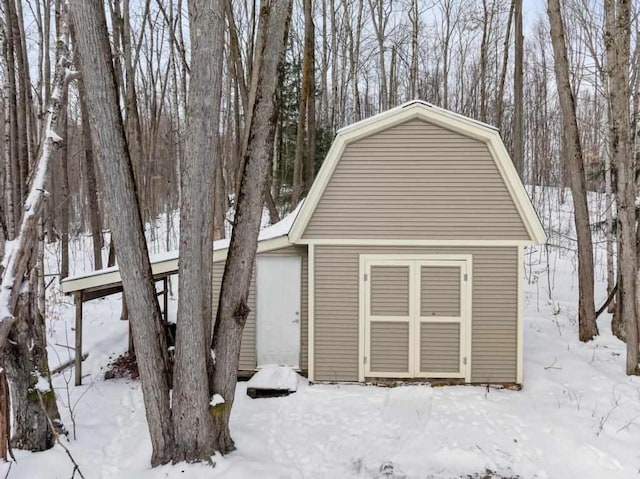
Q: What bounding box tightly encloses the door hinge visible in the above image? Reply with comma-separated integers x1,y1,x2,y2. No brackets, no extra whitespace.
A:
364,356,367,364
463,357,467,365
364,273,368,281
463,273,468,282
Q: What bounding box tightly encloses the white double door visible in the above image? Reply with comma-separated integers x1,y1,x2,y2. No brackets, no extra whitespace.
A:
363,255,471,379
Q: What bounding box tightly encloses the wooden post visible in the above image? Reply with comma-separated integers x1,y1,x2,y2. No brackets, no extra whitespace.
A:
163,277,169,324
74,291,83,386
128,323,135,354
120,292,128,320
0,369,9,460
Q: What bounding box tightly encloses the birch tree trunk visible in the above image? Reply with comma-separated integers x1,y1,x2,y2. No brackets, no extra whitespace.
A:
0,0,70,451
211,0,292,453
70,0,174,465
547,0,598,342
172,0,224,462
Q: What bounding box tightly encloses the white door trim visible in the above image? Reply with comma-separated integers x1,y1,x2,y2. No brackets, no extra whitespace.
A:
360,254,472,382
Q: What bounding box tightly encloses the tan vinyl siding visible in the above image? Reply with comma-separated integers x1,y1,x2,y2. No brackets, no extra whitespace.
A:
420,323,460,372
420,266,461,317
370,322,410,372
212,244,308,372
302,119,528,240
314,245,518,383
370,265,410,316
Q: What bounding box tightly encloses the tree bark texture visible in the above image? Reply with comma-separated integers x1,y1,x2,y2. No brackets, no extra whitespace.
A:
172,0,224,463
547,0,598,342
69,0,174,465
513,0,524,176
0,0,69,348
604,0,638,373
211,0,292,453
4,274,60,451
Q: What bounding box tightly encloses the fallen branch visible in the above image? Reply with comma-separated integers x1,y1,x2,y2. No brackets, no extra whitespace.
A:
544,357,562,370
52,354,89,375
596,283,618,319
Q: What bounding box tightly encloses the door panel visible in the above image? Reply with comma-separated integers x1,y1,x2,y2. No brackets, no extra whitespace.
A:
419,322,461,373
256,256,301,368
370,265,410,316
416,262,464,377
420,266,461,317
370,322,410,373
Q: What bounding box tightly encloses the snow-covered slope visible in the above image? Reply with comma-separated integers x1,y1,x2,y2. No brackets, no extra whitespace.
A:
6,188,640,479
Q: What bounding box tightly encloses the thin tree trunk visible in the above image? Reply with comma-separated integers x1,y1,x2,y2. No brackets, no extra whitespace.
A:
79,79,103,270
2,0,20,231
513,0,524,176
494,0,514,129
547,0,598,342
59,83,70,279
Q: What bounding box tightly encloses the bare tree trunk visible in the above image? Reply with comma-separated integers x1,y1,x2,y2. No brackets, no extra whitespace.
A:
304,0,316,193
172,0,224,462
479,0,489,123
79,80,103,270
494,0,514,129
59,83,70,279
2,0,20,231
409,0,419,99
211,0,292,453
7,0,30,203
0,0,71,451
605,0,638,373
4,272,60,451
547,0,598,342
292,0,315,207
1,23,16,241
71,18,105,271
70,0,174,465
513,0,524,176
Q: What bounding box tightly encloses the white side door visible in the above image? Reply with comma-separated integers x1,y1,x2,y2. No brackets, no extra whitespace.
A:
256,256,301,368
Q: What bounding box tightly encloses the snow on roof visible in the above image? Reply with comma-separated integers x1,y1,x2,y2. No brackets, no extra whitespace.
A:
61,201,302,291
213,200,302,251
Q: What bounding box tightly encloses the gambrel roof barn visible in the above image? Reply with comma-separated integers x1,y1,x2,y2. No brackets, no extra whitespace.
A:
64,101,546,386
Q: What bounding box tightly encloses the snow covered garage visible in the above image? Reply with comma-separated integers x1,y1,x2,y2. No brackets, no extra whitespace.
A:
230,101,545,385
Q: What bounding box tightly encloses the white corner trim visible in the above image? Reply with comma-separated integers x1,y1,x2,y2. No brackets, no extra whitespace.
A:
288,103,547,245
358,254,366,382
308,244,315,382
517,246,524,385
464,256,473,383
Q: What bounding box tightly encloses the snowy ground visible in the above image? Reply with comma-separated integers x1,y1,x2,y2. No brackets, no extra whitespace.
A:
6,189,640,479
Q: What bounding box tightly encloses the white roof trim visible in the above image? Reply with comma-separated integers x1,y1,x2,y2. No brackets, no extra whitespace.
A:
60,252,179,294
60,235,294,295
289,102,546,244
